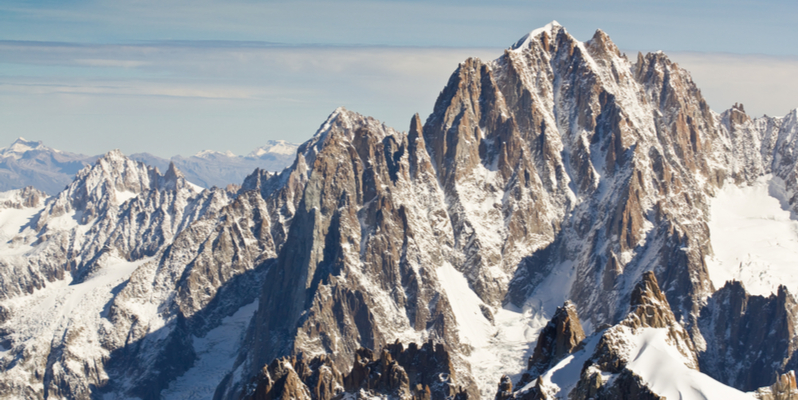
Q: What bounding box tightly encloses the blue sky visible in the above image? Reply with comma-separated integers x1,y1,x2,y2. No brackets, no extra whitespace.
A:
0,0,797,157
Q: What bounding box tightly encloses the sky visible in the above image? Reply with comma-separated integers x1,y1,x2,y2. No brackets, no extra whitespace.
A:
0,0,797,158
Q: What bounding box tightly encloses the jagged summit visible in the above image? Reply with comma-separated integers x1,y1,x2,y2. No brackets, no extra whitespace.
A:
511,20,564,50
297,107,396,172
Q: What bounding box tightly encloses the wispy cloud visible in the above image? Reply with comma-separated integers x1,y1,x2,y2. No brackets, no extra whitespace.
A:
0,1,795,54
0,40,795,157
74,59,150,68
0,41,500,156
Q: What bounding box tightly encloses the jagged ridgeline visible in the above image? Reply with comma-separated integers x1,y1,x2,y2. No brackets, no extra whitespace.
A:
0,21,796,400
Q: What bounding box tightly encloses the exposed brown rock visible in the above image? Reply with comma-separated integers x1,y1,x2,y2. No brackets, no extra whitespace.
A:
753,371,799,400
517,301,585,389
252,356,313,400
494,375,513,400
248,340,466,400
571,369,664,400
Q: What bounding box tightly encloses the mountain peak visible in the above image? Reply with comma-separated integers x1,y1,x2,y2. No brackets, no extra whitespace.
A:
247,140,299,158
99,149,126,161
194,149,237,159
3,137,46,158
159,161,187,191
536,20,562,33
511,20,567,51
10,137,40,146
297,107,357,163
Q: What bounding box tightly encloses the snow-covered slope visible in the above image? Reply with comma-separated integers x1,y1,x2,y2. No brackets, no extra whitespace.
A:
505,272,776,400
706,175,797,298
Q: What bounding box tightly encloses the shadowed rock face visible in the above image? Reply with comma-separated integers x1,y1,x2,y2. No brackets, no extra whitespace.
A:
515,301,585,389
223,109,477,399
698,281,798,391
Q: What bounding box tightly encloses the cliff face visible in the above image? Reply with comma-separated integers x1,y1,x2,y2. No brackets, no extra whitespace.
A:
203,23,800,399
219,109,478,398
516,301,585,389
699,281,798,391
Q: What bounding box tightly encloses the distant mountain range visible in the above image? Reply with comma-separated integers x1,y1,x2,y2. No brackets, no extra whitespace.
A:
0,138,96,195
129,140,299,189
0,138,299,194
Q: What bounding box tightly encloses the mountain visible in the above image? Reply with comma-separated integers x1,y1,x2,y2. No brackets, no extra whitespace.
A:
0,138,299,195
0,138,96,195
130,140,299,189
0,22,796,400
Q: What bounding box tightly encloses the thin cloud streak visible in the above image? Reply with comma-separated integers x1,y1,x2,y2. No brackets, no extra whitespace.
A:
0,1,795,55
0,41,796,157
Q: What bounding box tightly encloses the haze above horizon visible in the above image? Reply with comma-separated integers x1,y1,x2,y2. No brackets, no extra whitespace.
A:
1,0,797,157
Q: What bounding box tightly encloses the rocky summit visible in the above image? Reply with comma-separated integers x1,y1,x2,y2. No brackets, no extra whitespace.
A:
0,22,796,400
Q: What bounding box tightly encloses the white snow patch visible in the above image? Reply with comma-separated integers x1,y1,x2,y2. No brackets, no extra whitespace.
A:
186,181,204,193
529,20,562,39
628,328,754,400
249,140,299,157
43,209,82,231
436,263,542,398
513,21,562,52
706,175,798,297
194,150,236,159
116,190,138,204
524,261,577,327
162,300,259,400
0,204,40,243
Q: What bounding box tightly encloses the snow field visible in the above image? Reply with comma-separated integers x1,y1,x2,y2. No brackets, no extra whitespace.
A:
627,328,754,400
706,175,798,298
436,262,544,399
162,300,259,400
